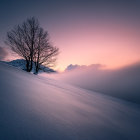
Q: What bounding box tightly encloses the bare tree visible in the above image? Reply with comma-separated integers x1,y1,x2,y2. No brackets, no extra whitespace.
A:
6,17,59,73
34,28,59,74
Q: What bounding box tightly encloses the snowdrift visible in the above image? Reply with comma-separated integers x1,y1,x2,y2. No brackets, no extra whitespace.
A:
0,62,140,140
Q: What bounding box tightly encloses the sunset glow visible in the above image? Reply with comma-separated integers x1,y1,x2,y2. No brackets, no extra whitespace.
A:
0,0,140,71
0,1,140,139
48,19,140,71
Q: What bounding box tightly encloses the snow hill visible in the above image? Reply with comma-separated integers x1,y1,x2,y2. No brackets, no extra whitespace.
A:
1,59,55,73
0,62,140,140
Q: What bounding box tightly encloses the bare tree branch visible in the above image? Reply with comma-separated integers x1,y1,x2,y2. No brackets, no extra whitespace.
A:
6,17,59,74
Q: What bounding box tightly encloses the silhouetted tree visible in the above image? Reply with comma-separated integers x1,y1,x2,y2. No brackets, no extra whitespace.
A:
6,17,59,73
34,28,59,74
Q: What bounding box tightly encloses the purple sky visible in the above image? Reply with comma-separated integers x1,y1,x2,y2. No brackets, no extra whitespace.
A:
0,0,140,70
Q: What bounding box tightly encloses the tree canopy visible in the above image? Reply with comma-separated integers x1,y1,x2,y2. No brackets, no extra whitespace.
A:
6,17,59,74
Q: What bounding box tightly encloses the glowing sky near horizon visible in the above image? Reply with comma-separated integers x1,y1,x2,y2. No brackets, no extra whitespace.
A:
0,0,140,71
48,19,140,70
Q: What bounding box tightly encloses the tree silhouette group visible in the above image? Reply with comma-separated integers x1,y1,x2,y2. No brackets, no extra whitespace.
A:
6,17,59,74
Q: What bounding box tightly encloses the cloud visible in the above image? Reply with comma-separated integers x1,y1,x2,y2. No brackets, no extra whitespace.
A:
0,47,8,60
65,64,81,71
53,62,140,104
65,64,104,71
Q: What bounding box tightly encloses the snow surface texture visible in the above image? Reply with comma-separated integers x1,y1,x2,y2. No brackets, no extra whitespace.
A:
0,62,140,140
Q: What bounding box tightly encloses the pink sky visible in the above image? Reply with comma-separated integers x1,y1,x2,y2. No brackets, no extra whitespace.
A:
4,16,140,71
0,1,140,71
47,19,140,71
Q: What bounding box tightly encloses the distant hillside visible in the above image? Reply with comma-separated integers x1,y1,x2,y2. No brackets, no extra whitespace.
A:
1,59,56,73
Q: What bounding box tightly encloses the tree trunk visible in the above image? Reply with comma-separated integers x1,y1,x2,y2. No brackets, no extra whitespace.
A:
35,62,39,74
26,60,30,72
29,59,33,72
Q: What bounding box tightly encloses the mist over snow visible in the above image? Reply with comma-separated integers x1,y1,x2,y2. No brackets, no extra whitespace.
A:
43,62,140,104
0,0,140,139
0,62,140,140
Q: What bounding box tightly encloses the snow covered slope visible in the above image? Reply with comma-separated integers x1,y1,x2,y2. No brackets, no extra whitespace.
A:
1,59,56,73
0,62,140,140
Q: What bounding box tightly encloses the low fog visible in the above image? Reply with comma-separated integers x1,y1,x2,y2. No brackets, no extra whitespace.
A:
44,62,140,104
1,62,140,140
